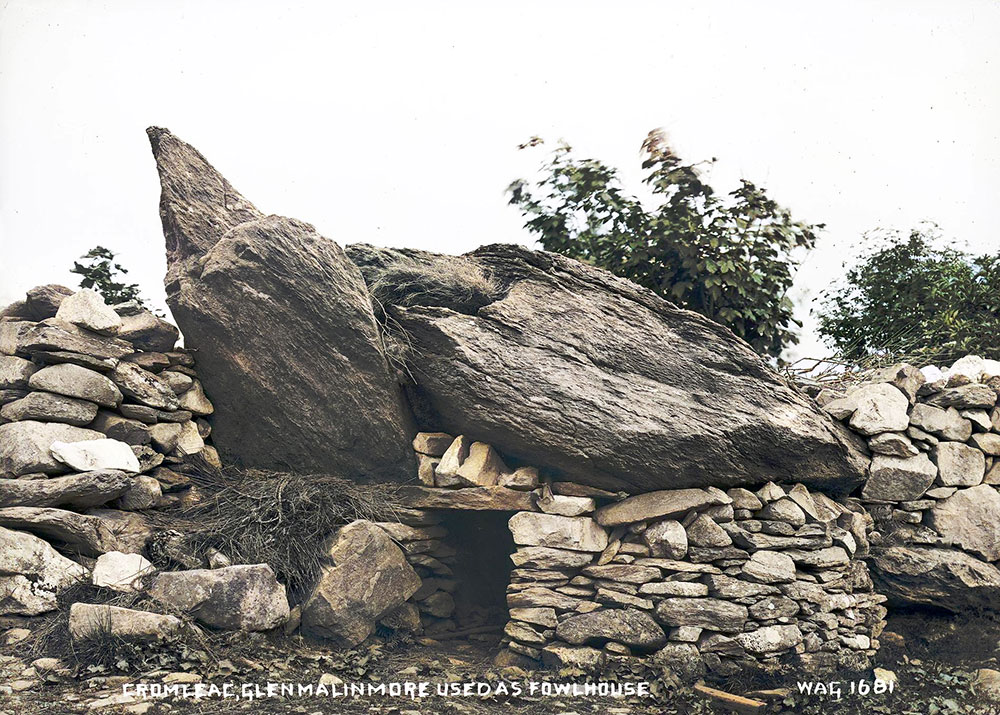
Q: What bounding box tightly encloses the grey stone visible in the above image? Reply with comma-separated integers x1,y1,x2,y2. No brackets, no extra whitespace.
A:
934,442,985,487
28,363,121,407
862,453,937,501
2,319,134,360
924,384,997,410
23,285,74,320
363,243,869,494
638,581,708,597
927,485,1000,561
0,469,132,508
508,513,608,552
595,488,728,527
51,438,141,473
741,550,796,583
149,563,290,631
758,498,807,527
110,362,179,411
685,513,732,547
0,525,88,615
0,421,104,476
868,432,919,457
727,487,763,510
68,603,182,643
176,379,213,415
870,545,1000,612
869,363,925,402
537,494,596,516
847,383,910,435
556,608,665,651
654,597,748,632
0,355,38,388
55,290,122,335
909,404,972,441
971,433,1000,456
642,519,688,559
411,432,453,457
90,410,152,445
116,310,180,352
148,127,412,482
0,392,98,426
735,624,803,655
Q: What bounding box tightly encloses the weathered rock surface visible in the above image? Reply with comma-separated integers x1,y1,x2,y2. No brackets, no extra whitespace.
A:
110,362,179,410
359,244,868,493
55,289,123,335
394,485,537,511
148,564,290,631
91,551,156,592
1,319,133,360
861,453,937,501
69,603,182,643
0,506,121,556
508,513,608,552
654,597,748,633
0,469,132,508
0,421,104,476
147,127,412,481
0,391,98,425
933,442,985,487
28,363,122,407
0,525,88,615
595,488,729,527
927,485,1000,561
555,608,665,650
870,545,1000,611
847,383,910,435
0,355,38,388
51,438,141,473
301,520,420,646
116,309,180,352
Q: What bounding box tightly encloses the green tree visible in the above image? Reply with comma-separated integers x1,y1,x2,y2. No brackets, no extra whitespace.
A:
507,130,820,357
70,246,145,306
816,225,1000,363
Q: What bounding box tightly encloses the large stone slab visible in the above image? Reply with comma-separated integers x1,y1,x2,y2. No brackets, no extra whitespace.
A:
0,469,132,508
508,512,608,552
0,507,121,556
28,363,122,407
927,485,1000,561
147,127,413,482
595,488,727,527
654,597,748,633
0,525,88,615
356,244,869,493
2,319,134,360
0,421,104,476
870,545,1000,611
301,520,420,646
394,485,537,511
69,603,182,643
555,608,665,651
148,564,290,631
0,391,98,425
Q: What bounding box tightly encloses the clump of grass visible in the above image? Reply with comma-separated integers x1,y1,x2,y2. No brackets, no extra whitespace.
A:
367,255,501,317
152,463,406,600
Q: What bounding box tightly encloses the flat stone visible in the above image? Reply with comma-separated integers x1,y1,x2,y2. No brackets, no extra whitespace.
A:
111,362,179,411
758,498,807,527
28,363,121,407
638,581,708,597
924,383,997,410
395,485,537,511
500,466,540,490
654,598,748,633
51,439,141,473
0,355,38,388
541,644,604,670
870,363,925,402
149,422,183,453
119,404,159,423
847,383,909,435
594,488,727,527
510,547,595,570
784,546,850,568
4,319,134,360
685,513,733,547
868,432,919,457
909,404,972,441
176,379,213,415
735,624,803,655
703,573,779,598
870,545,1000,612
0,421,104,476
412,432,453,457
581,564,661,583
971,433,1000,456
727,487,763,510
509,607,558,628
0,525,88,615
748,596,800,620
91,551,156,592
556,608,665,650
642,519,688,559
538,494,595,516
68,603,182,643
934,442,985,487
116,310,180,352
90,411,152,445
927,485,1000,561
55,290,122,335
507,587,581,611
1,391,98,426
862,453,937,501
741,550,796,583
508,513,608,552
0,469,132,508
149,564,290,631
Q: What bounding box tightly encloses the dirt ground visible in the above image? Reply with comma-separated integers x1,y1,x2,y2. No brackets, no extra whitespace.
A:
3,615,999,715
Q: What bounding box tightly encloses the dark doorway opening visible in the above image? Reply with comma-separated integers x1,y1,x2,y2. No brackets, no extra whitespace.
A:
436,509,516,631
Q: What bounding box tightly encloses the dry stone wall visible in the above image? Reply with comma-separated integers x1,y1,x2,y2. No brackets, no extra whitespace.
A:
816,356,1000,611
402,432,886,678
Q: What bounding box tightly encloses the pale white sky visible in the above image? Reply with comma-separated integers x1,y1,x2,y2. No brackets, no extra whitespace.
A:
1,0,998,359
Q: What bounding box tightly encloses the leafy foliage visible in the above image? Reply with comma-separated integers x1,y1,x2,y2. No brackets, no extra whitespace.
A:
70,245,145,306
816,225,1000,364
507,130,820,357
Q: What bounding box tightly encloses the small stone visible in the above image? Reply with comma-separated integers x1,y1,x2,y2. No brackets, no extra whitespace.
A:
847,383,909,435
0,355,38,388
499,466,540,490
758,498,807,527
162,371,194,394
934,442,986,487
541,644,604,670
556,608,665,650
116,310,180,352
735,624,803,655
924,383,997,410
509,607,558,628
51,438,141,473
173,421,205,456
177,379,213,415
149,422,183,453
510,546,594,569
727,488,763,510
909,404,972,441
90,410,152,445
638,581,707,597
868,432,919,457
92,551,156,592
971,433,1000,456
756,482,786,503
862,453,937,501
411,432,453,456
416,454,438,485
961,409,993,432
685,513,733,547
654,598,748,633
741,550,796,584
508,513,608,552
55,290,123,335
642,519,688,559
434,435,471,486
28,363,122,407
111,362,179,411
117,475,162,510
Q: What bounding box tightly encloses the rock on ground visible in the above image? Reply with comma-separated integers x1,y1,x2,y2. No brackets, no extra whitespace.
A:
68,603,183,643
147,127,413,482
147,563,290,631
0,421,105,476
0,526,88,615
358,244,868,493
870,545,1000,612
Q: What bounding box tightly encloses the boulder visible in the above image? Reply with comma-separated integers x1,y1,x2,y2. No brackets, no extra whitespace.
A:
148,564,290,631
861,453,937,501
0,421,104,476
28,363,122,407
508,512,608,552
68,603,182,643
301,520,420,646
555,608,666,651
0,391,98,426
51,438,141,473
55,290,122,335
91,551,156,592
870,545,1000,611
358,244,868,493
927,485,1000,561
147,127,412,482
0,525,88,615
0,469,132,508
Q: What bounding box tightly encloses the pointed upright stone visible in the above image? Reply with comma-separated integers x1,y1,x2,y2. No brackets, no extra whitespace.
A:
146,128,413,481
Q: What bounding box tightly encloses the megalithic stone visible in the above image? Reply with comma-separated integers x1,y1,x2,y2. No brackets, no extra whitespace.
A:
146,127,414,481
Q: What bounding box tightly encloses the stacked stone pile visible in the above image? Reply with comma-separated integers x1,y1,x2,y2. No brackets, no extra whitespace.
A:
816,355,1000,610
0,285,222,617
